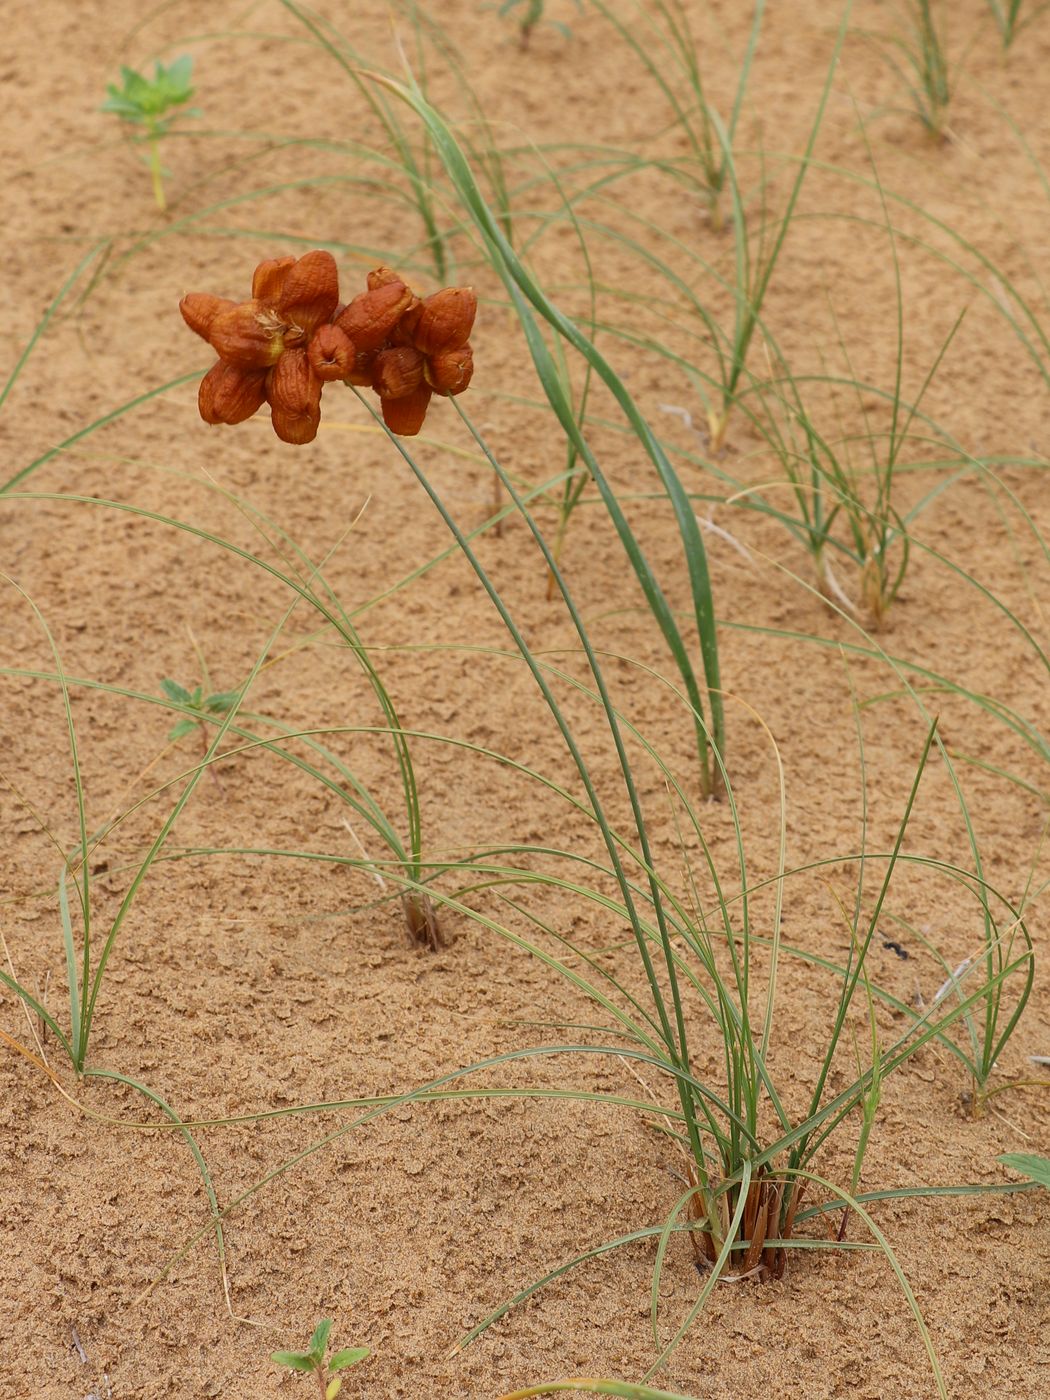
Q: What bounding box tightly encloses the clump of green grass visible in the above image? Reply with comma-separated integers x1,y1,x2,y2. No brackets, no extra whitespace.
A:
101,55,199,210
869,2,952,140
658,5,839,451
589,0,764,234
987,0,1049,47
747,311,964,625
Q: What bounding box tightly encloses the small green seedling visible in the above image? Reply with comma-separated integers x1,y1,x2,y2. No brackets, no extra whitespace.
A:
271,1320,369,1399
160,677,238,742
101,55,199,210
494,0,583,49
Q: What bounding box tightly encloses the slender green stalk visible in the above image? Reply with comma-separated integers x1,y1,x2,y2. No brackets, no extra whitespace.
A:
278,0,451,279
370,66,724,788
147,126,166,210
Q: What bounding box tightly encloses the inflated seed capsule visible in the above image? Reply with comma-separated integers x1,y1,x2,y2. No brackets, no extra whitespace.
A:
335,282,413,353
266,347,323,445
372,346,424,400
277,250,340,336
381,382,432,436
198,360,268,425
425,343,474,397
180,292,237,342
208,299,287,369
412,287,477,356
308,324,355,382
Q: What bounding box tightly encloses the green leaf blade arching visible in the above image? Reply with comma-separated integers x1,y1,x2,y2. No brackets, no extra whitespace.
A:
998,1153,1050,1189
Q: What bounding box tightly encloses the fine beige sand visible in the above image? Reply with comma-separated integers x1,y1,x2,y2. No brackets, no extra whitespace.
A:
1,1,1048,1396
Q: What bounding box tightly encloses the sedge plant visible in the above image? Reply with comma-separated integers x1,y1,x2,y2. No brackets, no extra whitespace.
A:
5,12,1040,1389
134,406,1035,1389
588,0,765,234
314,86,1032,1342
744,320,964,624
0,118,1040,1400
73,378,1034,1385
867,1,952,140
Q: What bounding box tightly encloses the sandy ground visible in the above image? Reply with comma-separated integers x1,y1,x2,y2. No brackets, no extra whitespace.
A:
1,1,1048,1396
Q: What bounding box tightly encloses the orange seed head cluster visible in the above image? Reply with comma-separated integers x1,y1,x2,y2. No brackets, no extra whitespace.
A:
179,252,477,444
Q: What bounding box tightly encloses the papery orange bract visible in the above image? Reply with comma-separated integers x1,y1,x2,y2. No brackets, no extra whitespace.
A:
252,255,296,304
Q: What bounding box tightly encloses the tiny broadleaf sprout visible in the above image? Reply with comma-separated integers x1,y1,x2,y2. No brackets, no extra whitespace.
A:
493,0,584,49
100,55,199,210
160,677,238,742
271,1319,369,1399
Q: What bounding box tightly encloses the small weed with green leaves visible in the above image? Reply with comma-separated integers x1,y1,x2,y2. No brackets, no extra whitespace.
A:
160,677,239,742
494,0,583,49
101,55,199,211
271,1320,369,1399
